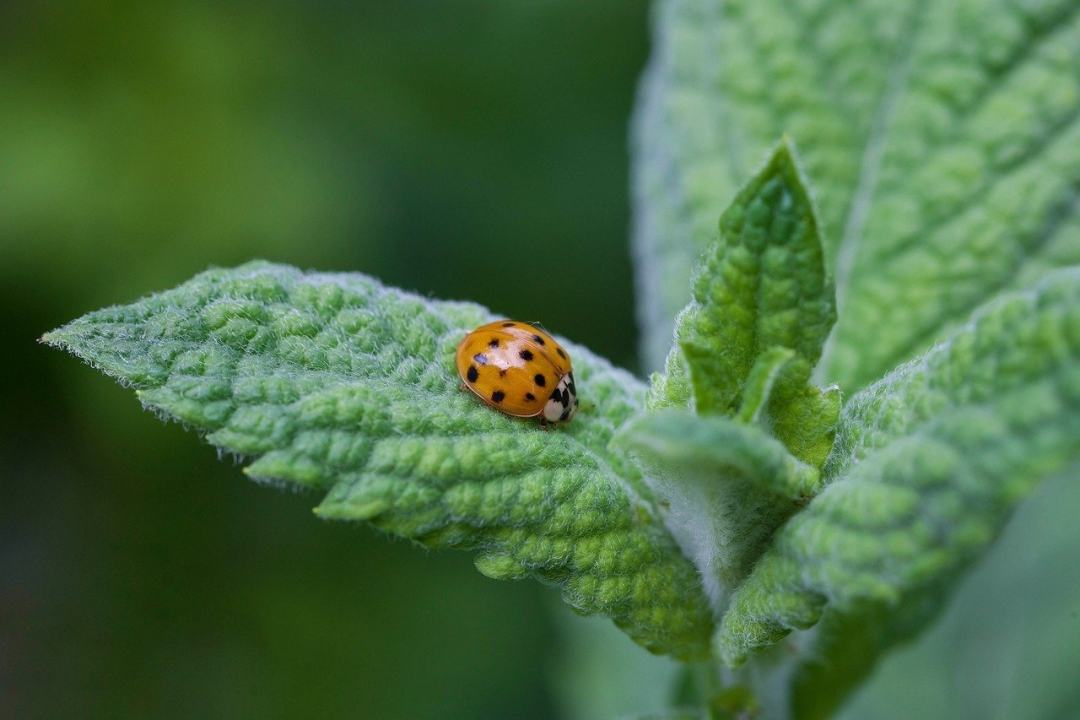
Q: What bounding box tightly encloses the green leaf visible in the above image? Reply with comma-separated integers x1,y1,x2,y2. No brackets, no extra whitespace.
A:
43,260,714,659
634,0,1080,391
614,410,820,609
836,469,1080,720
735,347,795,424
646,341,694,411
768,380,842,472
655,140,835,414
714,270,1080,711
650,140,839,467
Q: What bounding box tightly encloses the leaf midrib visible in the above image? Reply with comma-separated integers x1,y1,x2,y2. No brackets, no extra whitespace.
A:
58,301,647,516
834,0,928,307
863,190,1080,390
835,1,1080,346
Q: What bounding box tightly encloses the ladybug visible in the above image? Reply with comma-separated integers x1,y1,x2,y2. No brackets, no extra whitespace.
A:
456,320,578,425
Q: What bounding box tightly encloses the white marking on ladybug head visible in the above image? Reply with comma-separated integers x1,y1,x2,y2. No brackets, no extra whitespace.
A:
543,372,577,423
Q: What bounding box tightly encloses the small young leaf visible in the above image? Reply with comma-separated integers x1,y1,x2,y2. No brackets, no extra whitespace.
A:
660,140,834,413
650,140,839,467
614,410,820,610
43,261,714,659
736,346,794,424
767,380,842,471
715,270,1080,682
646,333,693,411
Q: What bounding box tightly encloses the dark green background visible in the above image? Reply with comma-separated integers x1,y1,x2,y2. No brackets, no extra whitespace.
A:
1,1,655,717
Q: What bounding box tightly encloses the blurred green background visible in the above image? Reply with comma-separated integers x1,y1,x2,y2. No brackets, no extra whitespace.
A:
1,1,664,718
5,2,1079,719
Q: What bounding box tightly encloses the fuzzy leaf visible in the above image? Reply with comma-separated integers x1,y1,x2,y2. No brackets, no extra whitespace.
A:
43,260,714,659
715,269,1080,700
651,141,839,467
634,0,1080,391
646,343,693,411
768,381,842,472
836,470,1080,720
657,140,835,414
736,346,795,424
614,411,820,611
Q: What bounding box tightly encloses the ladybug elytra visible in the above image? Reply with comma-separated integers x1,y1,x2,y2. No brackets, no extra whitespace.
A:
455,320,578,425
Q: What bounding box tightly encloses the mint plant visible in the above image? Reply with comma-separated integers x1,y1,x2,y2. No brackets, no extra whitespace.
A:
45,0,1080,717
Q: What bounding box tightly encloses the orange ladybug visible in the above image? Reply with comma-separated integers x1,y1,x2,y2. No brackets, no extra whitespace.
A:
456,320,578,425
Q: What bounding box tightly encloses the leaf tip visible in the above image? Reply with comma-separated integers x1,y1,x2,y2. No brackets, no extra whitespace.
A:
775,132,798,159
767,135,812,192
39,327,70,349
777,131,805,157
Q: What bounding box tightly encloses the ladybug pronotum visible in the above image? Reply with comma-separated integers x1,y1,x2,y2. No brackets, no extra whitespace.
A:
455,320,578,425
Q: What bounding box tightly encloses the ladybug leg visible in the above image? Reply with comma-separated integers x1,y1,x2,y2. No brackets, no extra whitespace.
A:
539,417,550,431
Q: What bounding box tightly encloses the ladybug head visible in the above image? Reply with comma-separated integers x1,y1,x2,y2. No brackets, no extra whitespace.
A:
542,372,578,423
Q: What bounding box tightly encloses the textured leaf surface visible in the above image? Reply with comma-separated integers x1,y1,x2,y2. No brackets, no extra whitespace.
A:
715,270,1080,687
735,346,794,424
836,469,1080,720
634,0,1080,391
43,261,714,659
650,141,839,467
615,411,819,610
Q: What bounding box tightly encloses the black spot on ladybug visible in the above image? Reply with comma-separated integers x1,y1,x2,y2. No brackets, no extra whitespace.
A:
502,322,515,327
556,347,567,359
491,390,505,403
550,388,563,404
560,391,569,408
466,365,479,383
519,349,534,361
525,392,536,401
499,368,507,376
534,374,546,387
560,407,571,421
488,338,499,348
473,353,488,365
532,334,545,345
